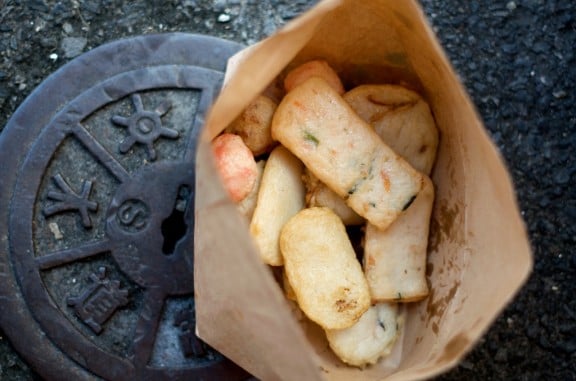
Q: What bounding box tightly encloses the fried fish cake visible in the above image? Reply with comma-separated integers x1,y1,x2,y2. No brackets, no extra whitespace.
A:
226,95,278,156
250,146,305,266
344,84,438,175
284,59,345,95
212,133,258,202
325,303,400,367
272,77,424,231
364,176,434,302
280,207,370,330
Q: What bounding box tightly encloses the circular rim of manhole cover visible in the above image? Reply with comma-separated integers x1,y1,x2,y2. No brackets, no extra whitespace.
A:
0,33,251,381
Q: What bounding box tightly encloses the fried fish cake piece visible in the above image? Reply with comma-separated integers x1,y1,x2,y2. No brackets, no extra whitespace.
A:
225,95,278,156
302,169,364,226
249,146,305,266
364,176,434,302
272,77,424,231
280,207,370,330
325,303,400,367
344,84,438,175
284,60,345,95
212,133,258,202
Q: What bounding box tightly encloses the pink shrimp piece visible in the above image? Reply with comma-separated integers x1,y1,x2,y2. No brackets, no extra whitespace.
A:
212,133,258,202
284,60,345,95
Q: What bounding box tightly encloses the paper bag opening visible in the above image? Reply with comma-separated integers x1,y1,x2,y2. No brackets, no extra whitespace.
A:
195,1,532,380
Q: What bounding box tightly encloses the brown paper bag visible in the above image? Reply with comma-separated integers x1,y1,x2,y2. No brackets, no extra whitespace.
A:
194,0,533,380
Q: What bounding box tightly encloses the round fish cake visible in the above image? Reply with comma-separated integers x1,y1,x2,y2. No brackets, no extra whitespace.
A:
226,95,278,156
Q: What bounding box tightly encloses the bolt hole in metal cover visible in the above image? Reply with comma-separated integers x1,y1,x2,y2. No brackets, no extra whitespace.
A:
0,33,251,380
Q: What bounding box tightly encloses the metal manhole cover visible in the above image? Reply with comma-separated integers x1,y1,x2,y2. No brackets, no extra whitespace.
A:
0,33,250,380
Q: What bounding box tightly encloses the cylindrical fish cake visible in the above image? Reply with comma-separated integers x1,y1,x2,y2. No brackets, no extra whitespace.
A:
364,176,434,302
271,77,424,231
212,133,259,203
344,84,438,175
325,302,400,368
249,146,305,266
280,207,370,330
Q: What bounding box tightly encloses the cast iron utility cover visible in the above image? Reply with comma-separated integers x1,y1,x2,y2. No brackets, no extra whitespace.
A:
0,33,250,381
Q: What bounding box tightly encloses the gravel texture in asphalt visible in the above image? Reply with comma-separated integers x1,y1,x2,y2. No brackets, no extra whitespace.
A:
0,0,575,380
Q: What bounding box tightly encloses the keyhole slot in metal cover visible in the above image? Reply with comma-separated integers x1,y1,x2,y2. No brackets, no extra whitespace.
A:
162,185,192,255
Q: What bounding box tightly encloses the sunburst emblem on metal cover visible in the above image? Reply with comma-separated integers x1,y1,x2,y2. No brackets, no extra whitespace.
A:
112,94,179,161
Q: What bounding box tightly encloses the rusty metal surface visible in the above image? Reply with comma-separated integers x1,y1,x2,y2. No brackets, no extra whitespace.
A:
0,33,249,380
